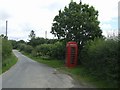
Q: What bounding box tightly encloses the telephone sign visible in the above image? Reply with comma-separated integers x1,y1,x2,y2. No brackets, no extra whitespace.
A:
66,41,78,67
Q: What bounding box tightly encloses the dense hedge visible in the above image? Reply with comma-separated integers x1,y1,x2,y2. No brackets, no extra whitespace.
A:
81,38,118,85
18,43,26,52
36,44,52,56
32,42,66,60
51,42,65,60
10,40,18,49
2,38,12,59
2,38,14,69
17,41,65,60
0,37,2,71
18,43,33,53
24,45,33,53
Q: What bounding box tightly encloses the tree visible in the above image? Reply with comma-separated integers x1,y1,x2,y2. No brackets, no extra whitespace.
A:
27,37,46,47
17,40,26,44
51,1,103,50
0,34,8,39
29,30,36,39
0,34,4,38
10,40,18,49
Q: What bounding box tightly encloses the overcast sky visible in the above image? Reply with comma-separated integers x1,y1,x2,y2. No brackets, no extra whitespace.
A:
0,0,119,41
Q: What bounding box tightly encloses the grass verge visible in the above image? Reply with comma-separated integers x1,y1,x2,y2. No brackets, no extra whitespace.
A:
2,52,18,74
0,69,2,75
22,52,64,68
22,52,117,88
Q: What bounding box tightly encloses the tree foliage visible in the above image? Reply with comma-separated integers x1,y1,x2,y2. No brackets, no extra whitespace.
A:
81,38,119,86
2,38,12,59
29,30,36,39
51,1,103,49
28,37,45,47
28,36,58,47
10,40,18,49
18,43,26,51
35,41,65,60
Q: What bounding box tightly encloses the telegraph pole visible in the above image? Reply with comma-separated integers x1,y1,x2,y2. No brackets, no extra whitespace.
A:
6,20,8,37
45,31,47,39
80,0,82,4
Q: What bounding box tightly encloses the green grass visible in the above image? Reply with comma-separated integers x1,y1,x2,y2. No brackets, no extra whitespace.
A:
22,52,118,88
0,68,1,75
23,52,64,68
58,66,116,88
2,53,18,73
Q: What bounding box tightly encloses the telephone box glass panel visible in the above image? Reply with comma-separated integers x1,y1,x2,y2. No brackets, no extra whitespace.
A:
70,47,75,64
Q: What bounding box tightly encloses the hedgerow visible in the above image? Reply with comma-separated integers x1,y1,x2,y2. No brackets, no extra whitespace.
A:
2,38,12,59
81,38,118,86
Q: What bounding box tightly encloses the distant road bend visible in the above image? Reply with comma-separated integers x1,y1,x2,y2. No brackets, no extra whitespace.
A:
2,50,83,88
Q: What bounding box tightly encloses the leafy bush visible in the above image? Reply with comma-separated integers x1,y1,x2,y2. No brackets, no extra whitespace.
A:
51,42,65,60
10,40,18,49
1,38,18,72
2,38,12,59
24,45,33,53
36,44,52,56
31,49,37,57
81,38,118,85
17,43,33,54
28,37,46,47
18,43,26,51
35,42,66,60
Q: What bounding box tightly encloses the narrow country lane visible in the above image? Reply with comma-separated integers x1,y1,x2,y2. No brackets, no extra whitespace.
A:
1,50,83,88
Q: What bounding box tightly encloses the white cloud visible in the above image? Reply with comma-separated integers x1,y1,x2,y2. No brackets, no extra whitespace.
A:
0,0,118,40
100,24,112,30
100,23,118,37
119,1,120,16
82,0,118,22
83,0,118,37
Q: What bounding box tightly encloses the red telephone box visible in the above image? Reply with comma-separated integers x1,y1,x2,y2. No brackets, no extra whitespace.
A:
66,41,78,67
